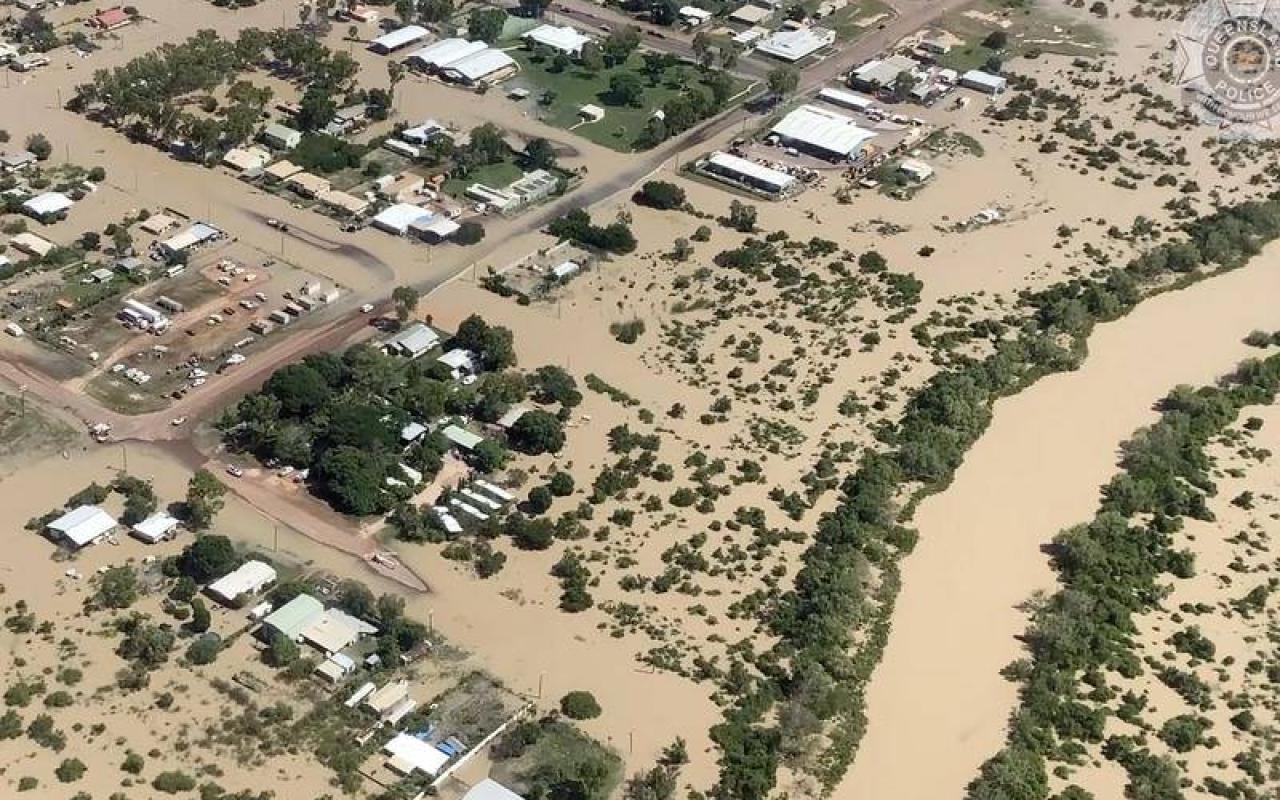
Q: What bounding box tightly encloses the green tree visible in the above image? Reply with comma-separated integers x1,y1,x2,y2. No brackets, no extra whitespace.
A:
510,410,566,455
635,181,686,210
55,758,86,783
185,469,226,531
608,72,644,107
392,285,420,322
559,690,602,719
767,66,799,97
468,8,507,42
265,630,300,668
189,598,211,633
25,133,51,160
178,535,238,583
97,567,140,609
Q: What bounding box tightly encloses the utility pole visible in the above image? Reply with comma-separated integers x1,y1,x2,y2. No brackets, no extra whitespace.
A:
121,443,128,474
273,523,279,552
536,671,544,699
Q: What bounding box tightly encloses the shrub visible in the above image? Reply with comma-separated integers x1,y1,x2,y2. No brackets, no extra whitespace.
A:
56,758,87,783
153,771,197,793
635,181,686,210
559,690,602,720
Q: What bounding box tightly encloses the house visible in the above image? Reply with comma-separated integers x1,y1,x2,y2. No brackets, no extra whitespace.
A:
89,7,132,30
401,421,428,442
319,189,370,217
376,171,426,202
729,3,771,24
701,151,797,197
222,146,272,172
523,24,592,57
206,560,278,605
849,54,921,91
139,212,178,235
769,105,876,162
437,348,477,377
300,608,377,655
287,172,331,198
496,405,529,430
263,160,303,182
508,169,559,204
406,38,488,72
384,322,441,359
440,48,518,85
399,119,448,145
364,680,411,716
22,192,73,221
327,104,367,135
158,222,223,258
442,424,484,451
48,505,117,549
261,123,303,151
463,779,526,800
550,260,579,279
383,732,449,778
678,5,713,26
0,150,36,173
756,26,834,62
369,24,430,54
345,4,378,22
87,267,115,283
315,652,357,684
372,203,432,235
260,593,325,641
9,232,54,258
898,158,934,182
960,69,1007,95
114,256,146,276
131,511,181,543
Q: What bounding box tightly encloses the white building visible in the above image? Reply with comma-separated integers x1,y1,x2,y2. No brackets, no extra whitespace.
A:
158,222,223,258
678,6,713,26
22,192,73,220
384,322,441,358
206,560,278,605
48,505,117,549
131,511,181,543
523,24,592,57
9,232,55,258
261,123,303,150
850,54,920,91
440,48,518,85
756,26,834,62
898,158,934,182
817,87,875,112
960,69,1007,94
372,203,432,235
222,146,272,172
729,4,771,24
369,25,430,54
300,608,376,655
463,779,526,800
702,151,797,196
384,732,450,778
406,38,488,71
770,104,876,161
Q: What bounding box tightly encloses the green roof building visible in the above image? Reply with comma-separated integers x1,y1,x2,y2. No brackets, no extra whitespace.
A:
261,593,324,642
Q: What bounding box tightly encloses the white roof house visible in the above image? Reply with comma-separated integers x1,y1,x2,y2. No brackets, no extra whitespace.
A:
385,322,441,358
48,505,117,548
402,421,428,442
261,593,325,640
437,348,477,374
10,232,55,257
850,54,920,89
23,192,74,219
703,151,797,195
756,26,834,61
729,4,771,23
463,779,526,800
222,146,272,172
300,608,371,655
261,123,303,150
315,652,357,683
960,69,1008,94
370,24,430,54
372,203,432,235
678,5,713,24
407,38,488,70
898,158,935,182
442,424,484,451
159,222,222,256
441,48,517,85
206,560,278,605
770,105,876,161
384,732,451,777
131,511,181,543
365,680,411,715
523,24,592,57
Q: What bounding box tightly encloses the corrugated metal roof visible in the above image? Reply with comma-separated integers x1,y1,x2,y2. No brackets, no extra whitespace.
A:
770,105,876,157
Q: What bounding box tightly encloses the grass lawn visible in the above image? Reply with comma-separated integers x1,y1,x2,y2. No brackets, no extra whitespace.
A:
935,0,1107,71
442,159,525,198
820,0,896,40
506,50,742,152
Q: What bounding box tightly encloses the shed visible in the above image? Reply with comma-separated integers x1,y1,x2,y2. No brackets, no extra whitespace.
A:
579,104,605,121
770,105,876,161
401,421,428,442
409,215,460,243
90,6,131,29
729,4,770,24
9,232,54,257
261,123,303,150
315,652,357,684
678,5,713,25
364,680,411,715
385,322,441,358
372,203,432,235
441,48,518,85
407,38,487,71
48,505,117,548
523,24,592,56
139,213,178,234
959,69,1007,94
898,158,934,182
702,151,796,196
463,779,526,800
261,593,325,640
131,511,180,543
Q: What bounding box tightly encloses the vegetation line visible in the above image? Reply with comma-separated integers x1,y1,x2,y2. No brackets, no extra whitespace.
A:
707,193,1280,799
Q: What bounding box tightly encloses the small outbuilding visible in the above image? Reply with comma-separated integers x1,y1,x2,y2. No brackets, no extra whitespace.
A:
261,123,303,150
959,68,1007,95
463,779,527,800
131,511,181,544
384,322,441,359
206,560,279,605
